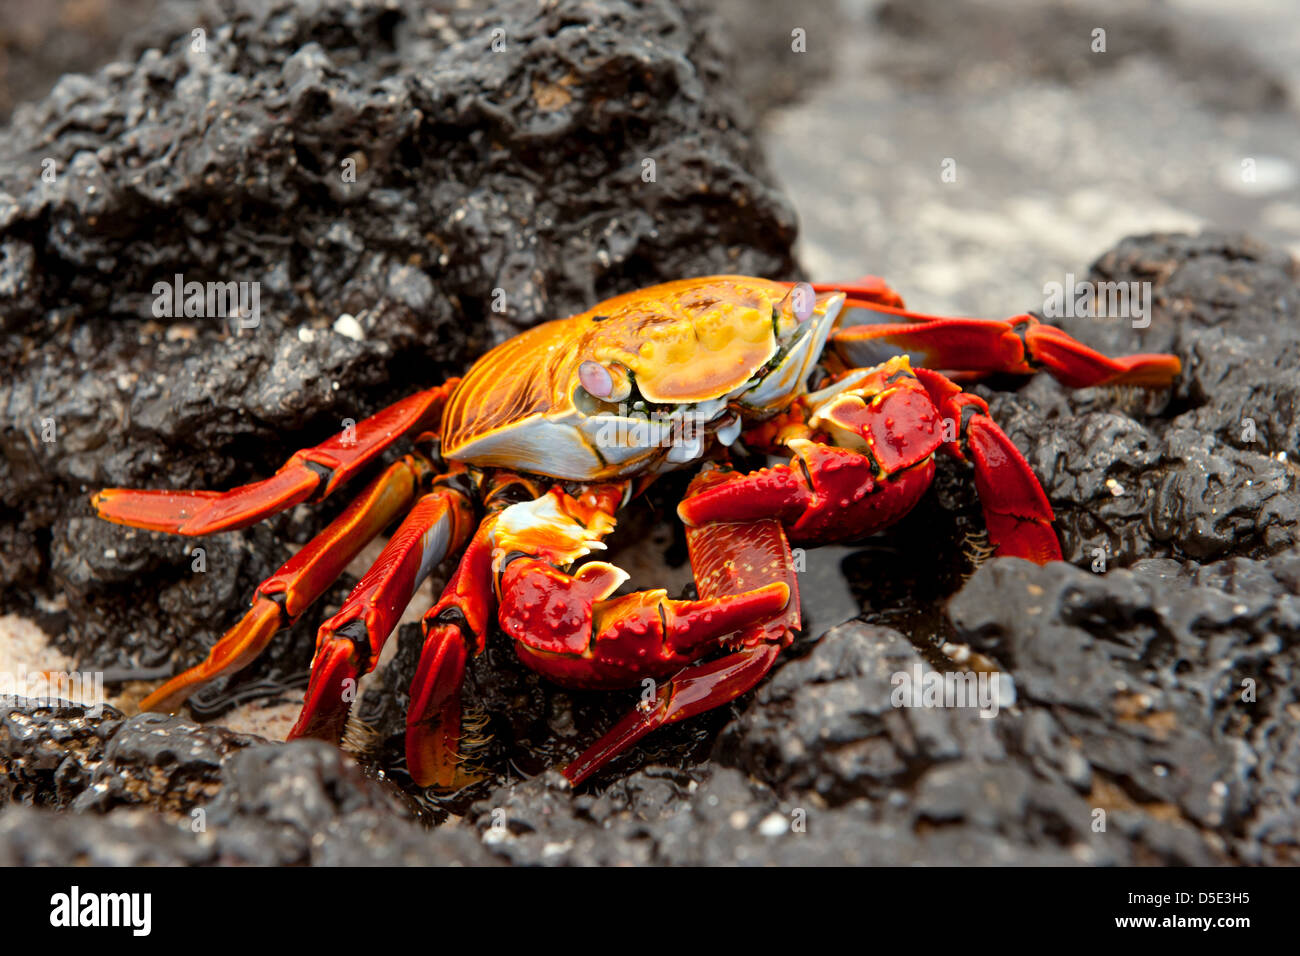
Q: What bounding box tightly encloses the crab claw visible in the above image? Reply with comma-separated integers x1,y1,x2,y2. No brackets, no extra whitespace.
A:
499,555,789,688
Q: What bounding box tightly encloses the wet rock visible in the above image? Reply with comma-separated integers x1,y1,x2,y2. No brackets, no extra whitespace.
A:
0,804,211,866
986,231,1300,567
716,622,1006,804
0,697,123,808
0,705,494,864
195,741,493,865
68,711,262,815
948,553,1300,865
439,612,1233,865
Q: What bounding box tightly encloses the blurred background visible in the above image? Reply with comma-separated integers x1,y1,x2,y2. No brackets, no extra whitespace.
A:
2,0,1297,317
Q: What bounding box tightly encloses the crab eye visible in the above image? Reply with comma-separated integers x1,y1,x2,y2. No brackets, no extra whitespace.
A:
779,282,816,323
579,360,615,399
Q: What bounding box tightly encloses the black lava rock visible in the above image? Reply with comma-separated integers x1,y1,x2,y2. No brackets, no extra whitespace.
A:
948,553,1300,865
67,710,262,815
987,232,1300,568
0,697,124,808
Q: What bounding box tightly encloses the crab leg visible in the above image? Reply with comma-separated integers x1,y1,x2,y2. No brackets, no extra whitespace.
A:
562,494,801,785
490,483,787,685
140,456,430,713
92,381,458,535
912,366,1061,562
680,357,944,545
288,470,476,743
405,472,544,789
807,281,1181,388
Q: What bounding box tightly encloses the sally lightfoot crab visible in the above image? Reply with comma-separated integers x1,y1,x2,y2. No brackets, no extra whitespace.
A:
92,275,1180,788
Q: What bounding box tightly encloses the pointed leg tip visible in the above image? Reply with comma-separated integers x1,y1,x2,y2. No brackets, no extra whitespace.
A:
289,638,360,744
139,684,189,714
91,488,223,534
404,728,482,792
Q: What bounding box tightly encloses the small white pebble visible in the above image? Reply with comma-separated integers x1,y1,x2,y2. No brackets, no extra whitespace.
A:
1106,478,1124,497
298,327,316,343
758,813,789,837
333,313,364,341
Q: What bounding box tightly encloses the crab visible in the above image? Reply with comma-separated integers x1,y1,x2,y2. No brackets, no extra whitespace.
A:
92,275,1180,789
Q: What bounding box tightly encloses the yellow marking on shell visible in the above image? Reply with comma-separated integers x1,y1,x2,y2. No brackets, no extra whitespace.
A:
442,276,797,469
581,278,784,404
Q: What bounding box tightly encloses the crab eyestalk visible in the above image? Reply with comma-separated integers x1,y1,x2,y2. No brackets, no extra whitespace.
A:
776,281,817,329
578,360,632,403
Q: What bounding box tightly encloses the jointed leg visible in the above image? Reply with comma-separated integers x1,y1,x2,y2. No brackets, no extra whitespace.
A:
289,466,477,743
93,382,458,534
681,356,1061,562
404,474,792,789
681,357,944,544
405,472,544,789
495,482,786,687
912,366,1061,562
563,471,802,785
140,455,431,713
809,280,1181,388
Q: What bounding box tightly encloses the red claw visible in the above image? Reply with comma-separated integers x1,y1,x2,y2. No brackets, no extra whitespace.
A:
501,553,789,689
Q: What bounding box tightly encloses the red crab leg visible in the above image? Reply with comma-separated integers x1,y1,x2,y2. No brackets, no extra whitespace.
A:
491,483,787,689
405,515,503,790
140,456,429,713
92,381,458,535
912,366,1061,562
503,556,789,685
813,275,907,309
808,282,1180,389
562,500,800,786
404,477,790,789
405,473,546,789
288,473,476,743
563,645,781,786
